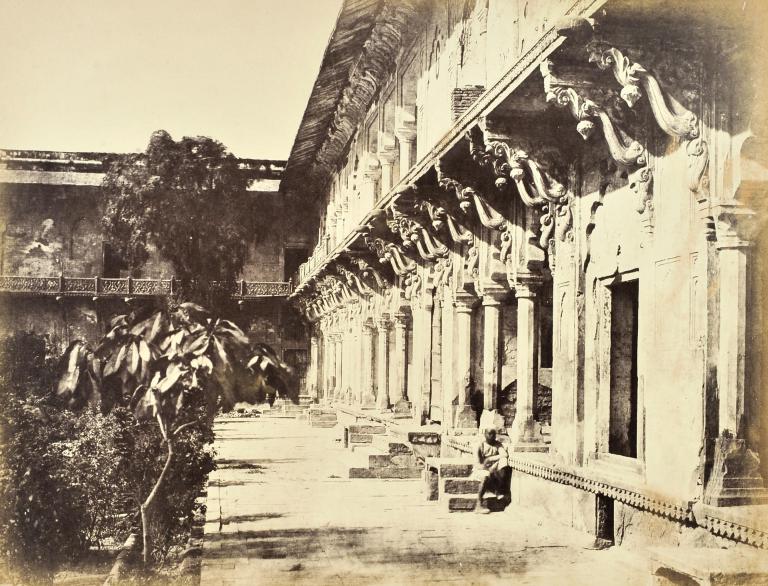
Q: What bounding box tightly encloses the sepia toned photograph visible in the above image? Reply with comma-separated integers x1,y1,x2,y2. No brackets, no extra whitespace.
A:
1,0,767,584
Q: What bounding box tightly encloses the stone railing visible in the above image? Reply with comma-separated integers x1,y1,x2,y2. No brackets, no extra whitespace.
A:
0,276,292,299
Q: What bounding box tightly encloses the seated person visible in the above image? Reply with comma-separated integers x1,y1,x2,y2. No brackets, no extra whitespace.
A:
474,427,511,512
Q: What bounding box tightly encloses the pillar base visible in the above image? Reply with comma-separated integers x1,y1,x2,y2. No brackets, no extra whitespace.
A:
454,405,477,429
393,399,412,416
705,435,768,506
510,416,540,444
361,393,377,410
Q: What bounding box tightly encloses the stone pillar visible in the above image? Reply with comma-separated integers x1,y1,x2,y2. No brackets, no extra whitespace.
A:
441,294,455,430
361,322,376,409
327,333,337,401
309,333,319,401
377,316,392,410
430,297,443,422
713,204,755,438
511,280,542,444
454,293,478,428
359,154,381,221
395,107,417,179
393,309,411,414
334,334,343,404
413,296,433,424
377,132,398,195
482,290,507,411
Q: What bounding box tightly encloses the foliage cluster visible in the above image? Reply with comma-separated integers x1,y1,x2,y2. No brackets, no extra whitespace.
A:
101,131,253,306
0,333,126,582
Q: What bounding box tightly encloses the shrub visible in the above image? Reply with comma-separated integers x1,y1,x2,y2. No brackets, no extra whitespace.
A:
0,333,129,582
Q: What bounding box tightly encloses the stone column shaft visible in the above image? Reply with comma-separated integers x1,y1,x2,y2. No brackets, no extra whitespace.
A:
309,334,319,400
482,293,505,411
717,246,747,434
441,296,455,430
454,294,478,428
361,324,376,408
512,282,540,442
393,311,411,413
414,299,433,424
334,335,343,403
377,318,391,410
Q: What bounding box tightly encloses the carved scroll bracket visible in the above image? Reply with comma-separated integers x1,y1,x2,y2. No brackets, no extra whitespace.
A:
587,41,710,216
541,59,654,227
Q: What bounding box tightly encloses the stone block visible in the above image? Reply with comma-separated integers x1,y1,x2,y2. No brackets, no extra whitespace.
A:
310,420,337,428
439,463,474,478
448,497,477,512
349,425,386,435
389,454,418,467
349,433,373,444
375,466,422,479
425,466,439,501
443,479,481,494
368,454,392,468
448,496,505,513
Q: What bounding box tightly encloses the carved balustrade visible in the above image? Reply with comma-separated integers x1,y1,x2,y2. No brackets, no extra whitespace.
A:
0,275,292,298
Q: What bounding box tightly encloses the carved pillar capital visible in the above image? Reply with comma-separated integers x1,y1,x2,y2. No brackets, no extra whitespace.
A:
481,288,509,307
454,292,479,313
360,153,382,183
395,107,417,143
377,314,392,331
394,308,411,327
713,202,758,250
515,277,544,299
377,132,398,165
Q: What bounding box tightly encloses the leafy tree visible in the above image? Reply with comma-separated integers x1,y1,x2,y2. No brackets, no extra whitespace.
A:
101,131,253,307
58,302,275,565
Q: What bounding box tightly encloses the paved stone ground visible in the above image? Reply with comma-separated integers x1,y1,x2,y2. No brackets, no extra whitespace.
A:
200,417,649,586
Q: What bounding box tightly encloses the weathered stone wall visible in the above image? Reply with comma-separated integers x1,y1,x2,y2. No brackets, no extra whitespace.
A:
0,182,287,281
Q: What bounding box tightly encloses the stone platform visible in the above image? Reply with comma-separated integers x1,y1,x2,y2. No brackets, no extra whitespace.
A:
201,417,652,585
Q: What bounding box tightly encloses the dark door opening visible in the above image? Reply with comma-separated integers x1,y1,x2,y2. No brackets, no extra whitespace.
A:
608,279,639,458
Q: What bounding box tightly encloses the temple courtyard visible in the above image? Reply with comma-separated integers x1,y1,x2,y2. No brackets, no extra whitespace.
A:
200,417,648,585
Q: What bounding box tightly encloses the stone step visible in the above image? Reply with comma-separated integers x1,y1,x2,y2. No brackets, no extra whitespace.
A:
371,434,412,455
310,413,337,422
349,466,423,480
369,453,419,469
346,445,387,469
448,496,506,513
442,478,481,495
439,462,474,478
310,420,338,428
348,424,386,435
348,433,373,444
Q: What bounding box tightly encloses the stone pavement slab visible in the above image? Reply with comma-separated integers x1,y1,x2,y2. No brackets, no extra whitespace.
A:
200,418,648,585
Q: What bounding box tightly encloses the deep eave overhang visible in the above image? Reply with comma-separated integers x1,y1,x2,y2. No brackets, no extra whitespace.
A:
280,0,383,195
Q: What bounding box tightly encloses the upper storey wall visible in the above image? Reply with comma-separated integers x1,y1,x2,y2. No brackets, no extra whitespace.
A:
0,162,289,282
313,0,592,254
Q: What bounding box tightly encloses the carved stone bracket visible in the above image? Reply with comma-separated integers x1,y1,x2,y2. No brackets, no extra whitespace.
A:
541,58,654,227
586,41,699,139
586,41,710,217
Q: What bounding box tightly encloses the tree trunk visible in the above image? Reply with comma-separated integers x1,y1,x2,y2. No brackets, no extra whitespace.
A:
140,438,175,566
